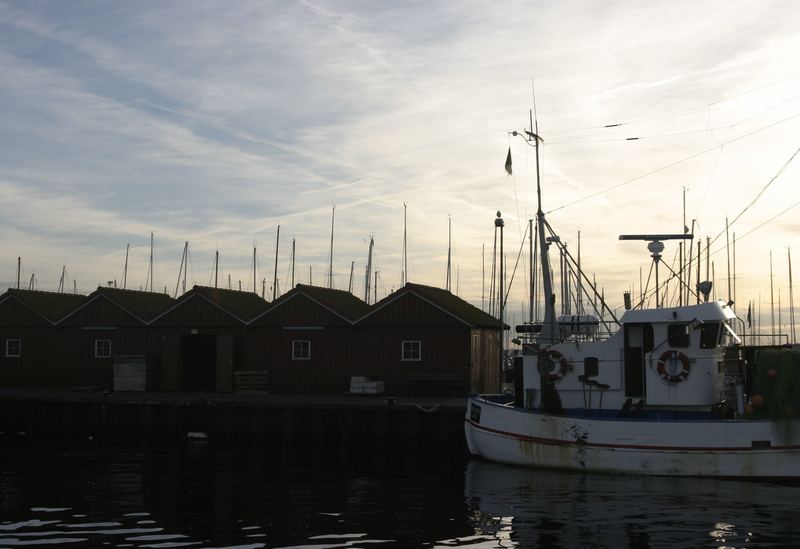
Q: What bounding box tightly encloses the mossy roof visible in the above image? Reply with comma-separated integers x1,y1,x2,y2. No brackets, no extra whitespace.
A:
265,284,371,322
0,289,87,323
190,285,270,322
367,283,502,328
92,287,175,322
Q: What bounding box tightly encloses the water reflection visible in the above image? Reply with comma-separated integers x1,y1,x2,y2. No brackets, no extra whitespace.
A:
464,460,800,548
0,441,798,548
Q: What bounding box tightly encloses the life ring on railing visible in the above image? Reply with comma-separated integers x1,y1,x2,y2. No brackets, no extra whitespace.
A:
540,349,570,381
656,350,690,383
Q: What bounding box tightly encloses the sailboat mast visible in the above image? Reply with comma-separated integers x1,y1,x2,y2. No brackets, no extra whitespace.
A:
214,250,219,289
149,232,154,292
528,221,533,322
273,226,280,300
17,256,20,289
402,203,408,285
253,246,257,294
531,107,556,343
123,243,129,290
446,216,452,291
770,251,776,345
328,206,335,289
349,261,354,293
789,247,796,344
291,239,296,289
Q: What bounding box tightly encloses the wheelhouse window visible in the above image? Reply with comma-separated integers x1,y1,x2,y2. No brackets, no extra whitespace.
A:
699,322,721,349
402,340,422,361
584,357,599,377
292,340,311,360
667,324,690,348
94,339,112,358
5,339,21,358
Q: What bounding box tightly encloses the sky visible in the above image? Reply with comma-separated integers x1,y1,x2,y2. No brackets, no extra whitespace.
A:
1,0,799,335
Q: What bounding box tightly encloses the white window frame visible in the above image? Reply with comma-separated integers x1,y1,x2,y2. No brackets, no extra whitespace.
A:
292,340,311,361
94,339,112,358
401,340,422,362
5,339,21,358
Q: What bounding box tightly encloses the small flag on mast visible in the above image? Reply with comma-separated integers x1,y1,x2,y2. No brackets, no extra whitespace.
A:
505,147,512,175
747,302,752,328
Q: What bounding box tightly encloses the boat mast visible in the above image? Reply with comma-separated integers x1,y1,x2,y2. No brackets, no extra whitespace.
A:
17,256,20,289
214,250,219,289
349,260,354,293
123,243,129,290
273,225,280,300
446,216,452,291
790,247,796,344
291,239,296,289
402,203,408,286
328,206,335,289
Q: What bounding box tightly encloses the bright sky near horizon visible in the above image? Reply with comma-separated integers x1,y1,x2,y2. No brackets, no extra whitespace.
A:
1,0,799,330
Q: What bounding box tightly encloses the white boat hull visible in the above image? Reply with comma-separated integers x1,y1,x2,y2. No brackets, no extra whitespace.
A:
465,395,800,477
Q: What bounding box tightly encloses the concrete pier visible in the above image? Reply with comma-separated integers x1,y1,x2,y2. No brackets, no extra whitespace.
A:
0,390,467,452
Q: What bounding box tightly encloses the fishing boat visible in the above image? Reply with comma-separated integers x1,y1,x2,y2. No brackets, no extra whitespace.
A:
464,118,800,478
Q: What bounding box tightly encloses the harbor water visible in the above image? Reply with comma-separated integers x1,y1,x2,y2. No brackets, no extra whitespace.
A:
1,440,798,548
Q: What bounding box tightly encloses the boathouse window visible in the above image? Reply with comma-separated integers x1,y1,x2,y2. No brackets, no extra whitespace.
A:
700,322,721,349
402,340,422,361
292,340,311,360
667,324,690,348
94,339,112,358
5,339,21,358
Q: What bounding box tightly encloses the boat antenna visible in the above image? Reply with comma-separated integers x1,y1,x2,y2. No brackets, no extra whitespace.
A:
619,234,693,308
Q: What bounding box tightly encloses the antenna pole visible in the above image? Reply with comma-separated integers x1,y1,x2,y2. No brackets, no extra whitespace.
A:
291,239,296,289
733,231,737,306
17,257,21,289
214,250,219,288
273,225,280,300
123,244,129,290
696,239,701,304
725,217,732,304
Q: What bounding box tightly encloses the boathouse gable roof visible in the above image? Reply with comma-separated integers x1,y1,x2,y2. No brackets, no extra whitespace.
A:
59,287,174,326
0,289,87,325
356,283,500,328
250,284,369,326
150,286,269,326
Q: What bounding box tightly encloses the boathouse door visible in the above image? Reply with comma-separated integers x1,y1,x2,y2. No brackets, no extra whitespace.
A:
181,334,216,391
623,323,652,397
215,335,233,392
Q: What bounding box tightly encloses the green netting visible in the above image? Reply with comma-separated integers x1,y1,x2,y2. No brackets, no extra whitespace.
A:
750,348,800,419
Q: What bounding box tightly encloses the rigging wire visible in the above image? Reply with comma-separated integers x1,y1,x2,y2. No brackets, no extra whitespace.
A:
706,144,800,249
546,71,800,134
548,91,800,145
547,111,800,214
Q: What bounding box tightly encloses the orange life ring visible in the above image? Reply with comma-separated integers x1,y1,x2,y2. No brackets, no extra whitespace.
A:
541,349,570,381
657,350,690,383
